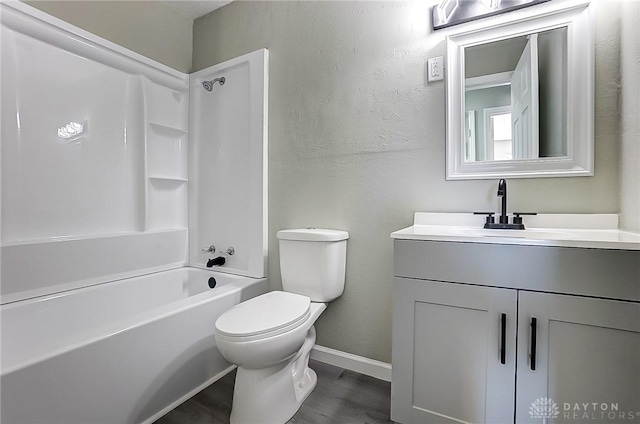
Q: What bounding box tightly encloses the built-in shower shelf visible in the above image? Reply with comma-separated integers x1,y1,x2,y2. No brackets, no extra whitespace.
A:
144,83,188,231
148,176,188,182
146,176,188,231
148,122,187,136
146,121,187,184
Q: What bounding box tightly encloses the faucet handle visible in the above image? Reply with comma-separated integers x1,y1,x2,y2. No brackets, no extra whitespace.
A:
512,212,537,225
201,245,216,254
473,211,496,225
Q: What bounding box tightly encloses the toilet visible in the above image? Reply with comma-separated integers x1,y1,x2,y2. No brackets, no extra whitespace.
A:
214,228,349,424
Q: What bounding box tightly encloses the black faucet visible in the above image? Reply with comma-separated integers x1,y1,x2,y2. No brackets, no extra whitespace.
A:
474,179,536,230
497,179,508,224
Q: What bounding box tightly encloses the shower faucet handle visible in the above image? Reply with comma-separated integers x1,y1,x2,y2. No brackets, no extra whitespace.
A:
222,247,235,256
201,245,216,254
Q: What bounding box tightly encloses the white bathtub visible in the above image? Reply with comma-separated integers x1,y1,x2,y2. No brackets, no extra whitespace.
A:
0,267,267,424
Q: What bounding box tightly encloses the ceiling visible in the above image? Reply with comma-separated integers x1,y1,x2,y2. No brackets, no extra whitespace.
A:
163,1,234,20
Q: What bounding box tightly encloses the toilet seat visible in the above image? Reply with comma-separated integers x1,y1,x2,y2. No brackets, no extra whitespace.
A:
215,291,311,342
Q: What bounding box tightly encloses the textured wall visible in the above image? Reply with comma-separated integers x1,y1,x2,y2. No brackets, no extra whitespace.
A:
193,0,623,363
25,1,193,72
620,0,640,233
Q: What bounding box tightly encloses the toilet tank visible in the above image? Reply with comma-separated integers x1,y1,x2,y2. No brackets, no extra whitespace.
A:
277,229,349,302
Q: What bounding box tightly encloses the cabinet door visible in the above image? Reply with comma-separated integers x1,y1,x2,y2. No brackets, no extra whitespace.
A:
392,278,517,424
516,292,640,423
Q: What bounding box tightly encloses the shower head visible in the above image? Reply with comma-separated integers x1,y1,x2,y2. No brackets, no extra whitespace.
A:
202,77,226,92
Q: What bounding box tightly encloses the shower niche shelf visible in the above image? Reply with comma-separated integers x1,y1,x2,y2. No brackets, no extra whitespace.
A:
146,123,187,181
143,78,188,131
143,86,188,231
145,121,188,231
146,178,187,231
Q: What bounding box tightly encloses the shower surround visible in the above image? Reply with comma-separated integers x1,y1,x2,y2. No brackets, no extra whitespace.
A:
0,2,268,423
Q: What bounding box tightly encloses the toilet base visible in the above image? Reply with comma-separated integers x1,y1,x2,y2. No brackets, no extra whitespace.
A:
229,326,318,424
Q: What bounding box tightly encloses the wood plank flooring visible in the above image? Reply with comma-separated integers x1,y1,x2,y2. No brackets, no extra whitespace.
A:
155,359,393,424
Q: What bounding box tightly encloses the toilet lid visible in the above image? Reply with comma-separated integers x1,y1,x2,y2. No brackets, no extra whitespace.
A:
215,291,311,338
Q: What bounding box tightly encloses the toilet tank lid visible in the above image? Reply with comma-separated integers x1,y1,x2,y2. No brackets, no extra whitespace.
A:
277,228,349,242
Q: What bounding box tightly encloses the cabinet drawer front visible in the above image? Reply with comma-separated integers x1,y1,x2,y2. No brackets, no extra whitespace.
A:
393,240,640,301
392,278,517,424
516,292,640,424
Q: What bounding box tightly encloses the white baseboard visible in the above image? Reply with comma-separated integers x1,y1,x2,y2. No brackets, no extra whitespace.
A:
310,345,392,382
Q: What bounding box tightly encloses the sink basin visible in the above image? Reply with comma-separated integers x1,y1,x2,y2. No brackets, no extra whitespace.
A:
448,227,577,240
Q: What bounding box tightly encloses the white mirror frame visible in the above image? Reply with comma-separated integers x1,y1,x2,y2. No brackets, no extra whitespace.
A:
445,0,593,180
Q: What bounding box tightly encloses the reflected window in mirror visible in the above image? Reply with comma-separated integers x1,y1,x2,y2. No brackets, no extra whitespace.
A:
489,110,513,160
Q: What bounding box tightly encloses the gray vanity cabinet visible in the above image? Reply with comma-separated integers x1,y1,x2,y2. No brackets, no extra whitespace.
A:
515,292,640,424
392,278,517,424
392,240,640,424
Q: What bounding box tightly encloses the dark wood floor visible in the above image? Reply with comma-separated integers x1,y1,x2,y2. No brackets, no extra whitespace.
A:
155,359,393,424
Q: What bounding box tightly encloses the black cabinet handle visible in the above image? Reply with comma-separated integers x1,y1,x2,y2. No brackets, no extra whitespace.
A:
500,313,506,365
530,317,538,371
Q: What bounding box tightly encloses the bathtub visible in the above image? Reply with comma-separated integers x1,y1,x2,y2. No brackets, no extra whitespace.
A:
0,267,267,424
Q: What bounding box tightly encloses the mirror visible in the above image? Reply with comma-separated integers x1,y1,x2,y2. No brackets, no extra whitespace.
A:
445,1,593,179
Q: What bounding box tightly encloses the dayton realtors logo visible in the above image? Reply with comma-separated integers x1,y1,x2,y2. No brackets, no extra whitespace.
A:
529,398,561,419
563,402,639,421
530,398,640,421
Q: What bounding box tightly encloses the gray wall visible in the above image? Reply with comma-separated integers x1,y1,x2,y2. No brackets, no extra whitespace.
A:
620,0,640,233
193,1,624,362
25,1,193,73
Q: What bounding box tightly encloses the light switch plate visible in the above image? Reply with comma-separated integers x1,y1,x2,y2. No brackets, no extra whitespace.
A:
428,56,444,82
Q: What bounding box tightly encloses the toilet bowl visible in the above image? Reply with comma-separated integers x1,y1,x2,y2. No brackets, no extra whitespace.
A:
215,291,327,423
214,228,348,424
215,291,326,369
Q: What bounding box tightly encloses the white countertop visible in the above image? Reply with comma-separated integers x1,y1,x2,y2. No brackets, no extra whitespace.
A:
391,213,640,251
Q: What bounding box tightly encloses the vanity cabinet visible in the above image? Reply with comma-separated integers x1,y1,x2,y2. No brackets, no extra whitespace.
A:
391,240,640,424
393,279,517,424
515,292,640,424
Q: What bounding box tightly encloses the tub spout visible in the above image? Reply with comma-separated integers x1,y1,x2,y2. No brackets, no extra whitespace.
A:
207,256,225,267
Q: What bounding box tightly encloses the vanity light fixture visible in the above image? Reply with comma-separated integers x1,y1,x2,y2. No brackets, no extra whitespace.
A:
432,0,549,30
435,0,459,25
57,121,85,140
481,0,502,10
